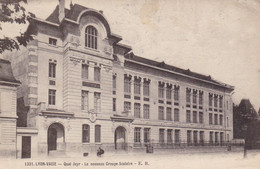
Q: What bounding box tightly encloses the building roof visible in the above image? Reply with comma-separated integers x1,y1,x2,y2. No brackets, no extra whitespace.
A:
0,59,20,86
45,3,234,90
125,53,234,90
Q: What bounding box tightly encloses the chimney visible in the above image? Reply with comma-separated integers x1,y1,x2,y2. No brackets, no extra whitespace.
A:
59,0,65,23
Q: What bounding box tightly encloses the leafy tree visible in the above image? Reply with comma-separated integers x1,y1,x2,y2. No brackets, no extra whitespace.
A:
0,0,35,54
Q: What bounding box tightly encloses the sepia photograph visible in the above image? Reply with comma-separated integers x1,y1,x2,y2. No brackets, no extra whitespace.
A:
0,0,259,168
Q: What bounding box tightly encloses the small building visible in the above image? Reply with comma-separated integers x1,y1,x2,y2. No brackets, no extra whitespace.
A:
0,59,20,158
8,0,234,158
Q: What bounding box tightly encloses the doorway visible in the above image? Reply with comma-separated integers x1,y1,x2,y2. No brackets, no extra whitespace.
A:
114,126,126,150
22,136,31,158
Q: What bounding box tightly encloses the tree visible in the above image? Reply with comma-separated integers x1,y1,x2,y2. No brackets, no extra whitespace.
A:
0,0,35,54
233,99,259,149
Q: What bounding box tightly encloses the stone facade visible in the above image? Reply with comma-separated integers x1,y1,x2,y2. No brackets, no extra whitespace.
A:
9,0,234,158
0,59,20,158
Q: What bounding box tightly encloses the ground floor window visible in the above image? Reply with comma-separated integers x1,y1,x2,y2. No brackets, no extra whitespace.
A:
144,128,150,143
175,130,180,144
159,129,165,144
82,124,90,143
95,125,101,143
167,129,173,144
134,127,141,144
187,130,192,145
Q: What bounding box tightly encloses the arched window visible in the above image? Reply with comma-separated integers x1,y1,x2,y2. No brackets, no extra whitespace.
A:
85,26,98,49
95,125,101,143
82,124,90,143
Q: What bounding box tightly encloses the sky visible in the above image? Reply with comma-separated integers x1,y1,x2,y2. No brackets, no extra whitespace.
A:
1,0,260,110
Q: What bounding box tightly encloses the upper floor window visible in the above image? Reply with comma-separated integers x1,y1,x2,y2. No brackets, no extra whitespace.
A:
166,85,172,100
158,82,164,99
124,76,131,93
113,75,116,90
158,106,164,120
94,92,101,112
124,102,131,112
48,89,56,105
81,90,89,111
85,26,97,49
94,67,100,82
134,77,141,95
143,80,150,97
49,61,56,78
174,108,179,121
134,103,141,118
219,97,223,109
199,92,203,105
209,94,213,107
192,90,197,104
186,88,191,104
214,95,218,108
49,38,57,46
82,64,88,79
143,104,150,119
174,86,179,102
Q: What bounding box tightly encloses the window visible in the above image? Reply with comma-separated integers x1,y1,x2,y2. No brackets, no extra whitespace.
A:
48,89,56,105
95,125,101,143
158,106,164,120
219,115,223,125
94,67,100,82
215,132,218,144
144,128,150,143
174,108,179,121
174,87,179,101
175,130,180,144
158,83,164,99
186,89,191,104
143,80,150,97
49,62,56,78
166,107,172,121
113,75,116,90
81,90,89,110
220,132,224,144
134,127,141,143
199,92,203,105
227,117,229,127
124,102,131,112
193,111,197,123
214,96,218,108
193,131,198,144
82,64,88,79
143,104,150,119
113,98,116,111
124,76,131,93
209,94,213,107
209,113,213,124
159,129,165,144
94,92,101,112
186,110,191,123
134,103,140,118
167,129,173,144
209,132,213,144
199,112,203,123
85,26,97,49
187,130,192,145
227,101,229,110
199,131,204,144
134,78,141,95
192,92,197,104
214,114,218,125
219,97,223,109
49,38,57,46
82,124,90,143
166,86,172,100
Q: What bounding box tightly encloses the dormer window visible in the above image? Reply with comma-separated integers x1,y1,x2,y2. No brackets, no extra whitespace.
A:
49,38,57,46
85,26,98,49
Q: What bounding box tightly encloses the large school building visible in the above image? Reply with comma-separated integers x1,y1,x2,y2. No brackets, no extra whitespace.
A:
7,0,234,158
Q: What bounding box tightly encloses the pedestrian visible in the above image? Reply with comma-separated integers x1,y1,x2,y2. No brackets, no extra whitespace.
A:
97,147,104,157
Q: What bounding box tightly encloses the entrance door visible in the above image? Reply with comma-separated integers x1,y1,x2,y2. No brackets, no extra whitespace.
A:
114,126,126,150
48,128,57,151
22,136,31,158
